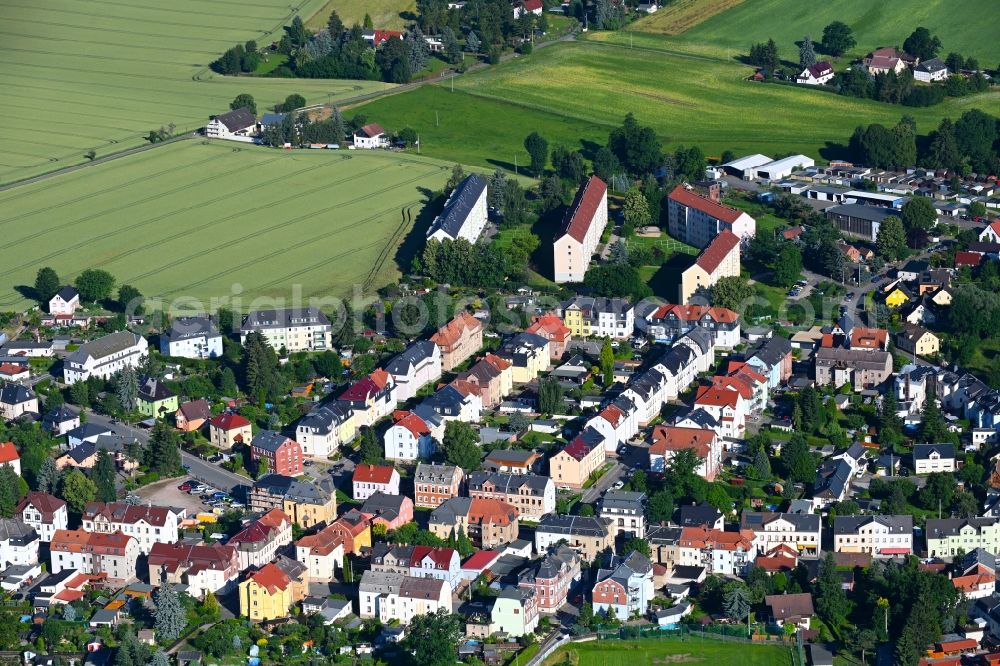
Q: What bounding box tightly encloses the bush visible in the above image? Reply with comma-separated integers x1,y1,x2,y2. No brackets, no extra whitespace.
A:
136,472,160,486
518,42,533,55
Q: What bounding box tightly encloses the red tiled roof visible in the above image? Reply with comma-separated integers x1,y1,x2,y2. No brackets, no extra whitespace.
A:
468,498,518,526
371,31,402,48
247,562,291,594
410,545,457,569
598,404,625,427
557,176,607,243
340,376,380,402
18,491,66,520
711,375,752,400
462,549,501,571
431,312,482,348
0,442,19,463
83,502,176,527
483,353,511,371
358,122,387,137
527,313,571,341
0,364,27,376
669,185,744,225
649,425,715,458
257,508,290,530
695,230,741,273
296,522,346,556
394,413,430,439
679,527,753,551
353,464,397,485
210,412,251,431
695,384,740,409
850,327,887,350
648,304,739,324
955,251,983,267
523,0,543,10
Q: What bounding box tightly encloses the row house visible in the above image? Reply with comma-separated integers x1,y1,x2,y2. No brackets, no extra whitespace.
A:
295,524,346,583
497,333,551,384
719,361,769,414
693,384,748,440
646,525,683,570
63,331,148,384
370,544,462,587
747,336,793,389
428,497,519,548
678,527,756,576
250,474,337,529
526,314,572,360
430,311,483,372
558,296,634,340
518,545,581,614
325,512,371,555
16,492,68,542
359,570,452,625
352,464,400,502
50,529,139,584
209,412,253,450
592,551,655,619
649,425,721,480
653,328,715,399
833,515,913,558
384,341,442,403
337,369,397,428
384,412,437,462
467,472,555,522
620,366,670,427
227,508,293,570
81,502,183,555
926,517,1000,558
599,491,646,538
239,558,308,622
454,353,513,409
358,492,413,531
741,512,822,558
250,430,303,477
640,304,741,349
413,462,463,509
295,402,356,458
550,427,607,489
534,515,614,562
148,542,240,598
586,403,638,454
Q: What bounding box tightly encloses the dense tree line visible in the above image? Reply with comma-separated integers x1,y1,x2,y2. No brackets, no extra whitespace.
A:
419,238,525,288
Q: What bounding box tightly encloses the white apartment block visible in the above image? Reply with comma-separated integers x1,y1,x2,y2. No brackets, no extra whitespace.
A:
63,332,148,384
240,308,332,353
426,175,488,244
553,176,608,283
833,515,913,558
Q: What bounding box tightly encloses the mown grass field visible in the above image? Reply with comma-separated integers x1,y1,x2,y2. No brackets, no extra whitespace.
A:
306,0,415,31
0,0,389,184
354,39,1000,167
0,141,456,310
635,0,1000,64
543,637,795,666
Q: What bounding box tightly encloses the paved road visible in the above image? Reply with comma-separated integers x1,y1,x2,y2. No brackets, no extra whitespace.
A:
74,407,250,494
581,461,624,504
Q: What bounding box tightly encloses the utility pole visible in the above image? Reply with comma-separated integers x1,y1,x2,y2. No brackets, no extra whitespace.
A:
435,110,439,127
514,153,518,175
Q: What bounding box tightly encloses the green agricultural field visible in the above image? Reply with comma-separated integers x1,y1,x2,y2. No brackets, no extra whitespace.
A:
306,0,415,31
0,141,456,310
0,0,389,184
354,39,999,166
663,0,1000,65
543,636,795,666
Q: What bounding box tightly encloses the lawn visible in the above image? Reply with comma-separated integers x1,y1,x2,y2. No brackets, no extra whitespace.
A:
660,0,1000,65
0,141,457,310
543,636,795,666
628,0,746,36
305,0,415,31
0,0,388,184
352,39,1000,168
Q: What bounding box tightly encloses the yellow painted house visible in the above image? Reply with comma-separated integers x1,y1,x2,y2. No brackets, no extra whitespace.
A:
883,284,912,308
239,563,293,621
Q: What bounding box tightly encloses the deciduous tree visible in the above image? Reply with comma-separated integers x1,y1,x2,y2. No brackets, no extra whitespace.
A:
821,21,856,56
523,132,548,176
75,269,115,303
442,421,481,471
34,267,60,304
229,93,256,115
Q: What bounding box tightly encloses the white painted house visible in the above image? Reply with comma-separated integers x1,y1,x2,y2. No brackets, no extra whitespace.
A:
384,341,442,402
796,61,835,85
426,174,489,244
205,107,257,139
48,286,80,316
353,123,390,149
914,58,948,82
384,413,437,462
63,332,148,384
160,316,223,359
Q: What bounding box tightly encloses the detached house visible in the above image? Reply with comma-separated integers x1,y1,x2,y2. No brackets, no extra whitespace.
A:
175,399,212,433
535,515,614,561
497,332,551,384
160,316,222,359
239,562,298,622
0,384,38,421
550,427,607,489
63,332,148,384
592,551,654,619
833,515,913,558
240,308,332,352
913,58,948,81
136,377,178,419
492,587,539,637
599,490,646,538
295,523,346,582
796,61,834,85
553,176,609,283
766,593,815,630
206,107,257,139
250,430,303,477
430,312,483,371
353,464,400,501
742,512,822,558
49,286,80,315
353,123,389,149
649,425,721,480
913,443,956,474
518,545,581,614
209,412,253,449
17,492,68,542
385,412,437,462
384,341,441,402
678,527,756,576
295,402,356,458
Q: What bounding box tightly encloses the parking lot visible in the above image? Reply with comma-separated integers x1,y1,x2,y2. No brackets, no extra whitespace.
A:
136,477,243,514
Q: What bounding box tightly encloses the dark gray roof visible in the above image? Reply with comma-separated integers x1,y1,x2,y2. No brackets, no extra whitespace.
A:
43,404,77,425
213,107,257,132
429,497,472,526
916,58,947,73
813,458,852,499
751,336,792,367
414,463,460,484
560,296,633,318
361,491,408,521
537,514,611,538
251,430,293,454
427,174,487,240
833,514,912,535
680,327,712,355
165,316,219,342
138,377,174,402
468,471,550,496
0,383,35,405
384,341,438,376
741,511,820,532
913,443,955,461
241,308,330,331
676,503,721,528
600,490,645,514
825,204,899,223
926,517,999,539
297,402,352,434
254,474,333,504
54,286,79,302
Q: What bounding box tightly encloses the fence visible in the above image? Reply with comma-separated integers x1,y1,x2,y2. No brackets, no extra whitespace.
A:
588,624,803,666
